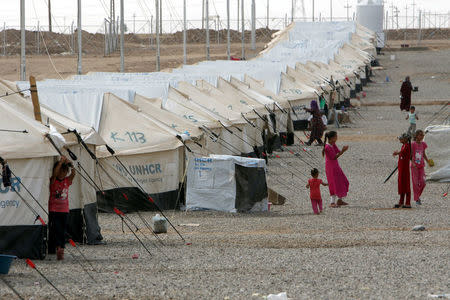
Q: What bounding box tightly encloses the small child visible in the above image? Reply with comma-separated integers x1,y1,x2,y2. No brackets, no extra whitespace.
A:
48,156,75,260
406,106,418,137
306,168,328,214
393,133,411,208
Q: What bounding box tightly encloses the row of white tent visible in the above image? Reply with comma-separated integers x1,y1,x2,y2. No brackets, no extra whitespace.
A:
1,21,381,258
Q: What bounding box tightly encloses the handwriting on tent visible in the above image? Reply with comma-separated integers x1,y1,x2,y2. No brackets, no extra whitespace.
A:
110,131,146,144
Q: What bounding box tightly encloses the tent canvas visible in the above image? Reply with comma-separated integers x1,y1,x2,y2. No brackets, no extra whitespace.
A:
186,155,268,212
94,93,184,212
0,100,58,259
0,81,105,244
425,125,450,183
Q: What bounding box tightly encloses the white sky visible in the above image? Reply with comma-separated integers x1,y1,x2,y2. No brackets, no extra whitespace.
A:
0,0,447,32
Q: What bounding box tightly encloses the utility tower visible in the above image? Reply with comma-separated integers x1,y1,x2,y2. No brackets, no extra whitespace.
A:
344,0,352,21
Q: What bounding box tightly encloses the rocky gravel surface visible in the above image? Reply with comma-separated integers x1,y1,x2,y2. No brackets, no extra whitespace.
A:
1,49,449,300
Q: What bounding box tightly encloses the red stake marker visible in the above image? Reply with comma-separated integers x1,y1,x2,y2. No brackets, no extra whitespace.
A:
26,259,67,300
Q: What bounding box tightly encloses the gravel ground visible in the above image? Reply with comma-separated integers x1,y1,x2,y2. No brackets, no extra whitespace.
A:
364,48,450,104
1,49,449,300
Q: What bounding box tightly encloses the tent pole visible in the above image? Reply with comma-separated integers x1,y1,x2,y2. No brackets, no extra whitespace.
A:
29,76,42,123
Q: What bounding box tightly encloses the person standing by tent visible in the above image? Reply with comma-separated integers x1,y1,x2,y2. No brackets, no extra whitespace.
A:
322,131,350,207
393,133,412,208
304,100,325,146
400,76,413,111
411,130,430,205
48,156,76,260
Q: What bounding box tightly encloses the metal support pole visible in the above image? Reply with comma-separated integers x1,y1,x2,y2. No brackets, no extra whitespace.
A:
206,0,210,60
251,0,255,50
312,0,315,22
267,0,269,27
155,0,160,71
405,4,408,29
159,0,162,34
110,0,113,51
36,21,40,54
71,21,74,54
237,0,240,31
202,0,205,29
104,20,108,56
291,0,295,23
20,0,26,81
3,22,6,56
183,0,187,64
120,0,124,72
330,0,333,21
385,11,388,30
77,0,82,75
227,0,231,60
241,0,245,59
150,15,153,47
417,10,422,45
48,0,52,32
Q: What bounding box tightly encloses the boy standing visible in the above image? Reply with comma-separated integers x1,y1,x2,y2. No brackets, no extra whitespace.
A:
406,106,418,137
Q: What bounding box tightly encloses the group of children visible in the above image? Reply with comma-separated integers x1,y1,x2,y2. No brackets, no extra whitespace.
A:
305,106,430,214
306,130,350,214
393,128,430,208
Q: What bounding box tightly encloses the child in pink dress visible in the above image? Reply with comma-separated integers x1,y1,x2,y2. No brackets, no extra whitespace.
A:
410,130,430,205
306,168,328,214
322,131,350,207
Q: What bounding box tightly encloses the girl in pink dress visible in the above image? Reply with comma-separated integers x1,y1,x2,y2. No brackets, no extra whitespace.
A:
411,130,430,205
322,131,350,207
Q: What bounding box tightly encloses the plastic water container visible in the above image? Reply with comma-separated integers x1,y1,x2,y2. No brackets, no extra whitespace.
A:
0,255,17,274
151,214,168,234
390,54,396,61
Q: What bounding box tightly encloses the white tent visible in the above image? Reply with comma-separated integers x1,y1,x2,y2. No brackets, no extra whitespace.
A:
0,81,105,244
425,125,450,183
186,155,268,212
0,99,58,258
95,93,185,211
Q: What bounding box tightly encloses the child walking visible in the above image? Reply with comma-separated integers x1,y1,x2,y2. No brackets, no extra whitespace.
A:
406,106,418,137
48,156,75,260
322,131,350,207
393,133,411,208
306,168,328,214
411,130,430,205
